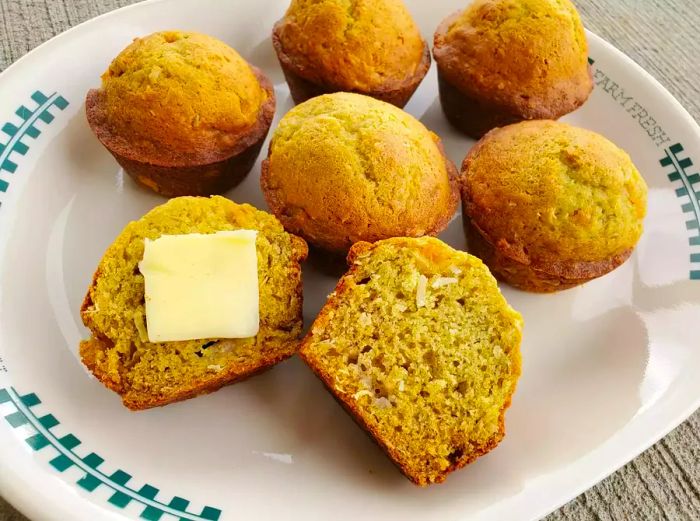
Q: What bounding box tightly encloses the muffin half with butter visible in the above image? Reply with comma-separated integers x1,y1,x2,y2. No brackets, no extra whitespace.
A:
80,196,308,410
261,92,459,253
86,31,275,197
272,0,430,107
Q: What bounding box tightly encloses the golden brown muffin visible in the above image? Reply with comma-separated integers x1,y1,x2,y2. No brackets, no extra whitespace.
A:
261,92,459,253
86,31,275,197
80,196,308,410
433,0,593,138
272,0,430,107
300,237,523,485
461,120,647,292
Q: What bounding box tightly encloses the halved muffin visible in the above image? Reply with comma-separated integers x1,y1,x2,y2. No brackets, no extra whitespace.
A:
261,92,459,253
300,237,523,485
86,31,275,196
433,0,592,138
272,0,430,107
461,120,647,292
80,196,308,410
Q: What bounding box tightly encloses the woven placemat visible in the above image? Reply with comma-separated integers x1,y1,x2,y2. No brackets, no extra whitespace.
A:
0,1,698,520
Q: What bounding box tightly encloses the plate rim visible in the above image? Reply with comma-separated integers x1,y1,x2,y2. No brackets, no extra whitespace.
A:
0,1,699,520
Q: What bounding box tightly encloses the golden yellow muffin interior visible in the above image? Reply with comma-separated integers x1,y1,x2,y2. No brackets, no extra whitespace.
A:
264,92,456,252
276,0,425,91
301,237,522,485
100,31,267,158
81,196,306,408
441,0,588,108
463,120,648,265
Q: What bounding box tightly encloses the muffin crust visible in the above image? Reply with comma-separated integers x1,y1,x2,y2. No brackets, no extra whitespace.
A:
273,0,430,107
460,120,647,291
261,93,459,252
433,0,593,137
86,31,275,196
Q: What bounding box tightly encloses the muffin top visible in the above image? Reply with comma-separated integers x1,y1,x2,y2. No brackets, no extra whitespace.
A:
434,0,591,117
462,120,647,266
274,0,426,91
98,31,268,162
263,92,457,252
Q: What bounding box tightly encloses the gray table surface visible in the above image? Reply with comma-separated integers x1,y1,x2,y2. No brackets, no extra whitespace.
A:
0,1,699,520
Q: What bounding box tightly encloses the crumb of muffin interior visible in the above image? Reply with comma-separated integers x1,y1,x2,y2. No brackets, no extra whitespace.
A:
300,237,523,485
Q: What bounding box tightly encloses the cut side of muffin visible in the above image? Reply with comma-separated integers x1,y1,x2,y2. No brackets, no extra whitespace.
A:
80,196,308,410
299,237,522,485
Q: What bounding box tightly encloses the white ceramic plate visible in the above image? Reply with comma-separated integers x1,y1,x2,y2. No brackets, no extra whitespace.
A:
0,1,699,520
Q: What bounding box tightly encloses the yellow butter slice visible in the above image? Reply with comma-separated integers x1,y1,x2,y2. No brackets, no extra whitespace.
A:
139,230,259,342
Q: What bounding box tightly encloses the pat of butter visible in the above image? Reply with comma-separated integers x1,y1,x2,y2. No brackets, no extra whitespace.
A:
139,230,259,342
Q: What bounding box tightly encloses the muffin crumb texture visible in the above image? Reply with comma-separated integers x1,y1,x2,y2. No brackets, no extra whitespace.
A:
276,0,425,91
301,237,522,485
100,31,267,159
80,196,307,410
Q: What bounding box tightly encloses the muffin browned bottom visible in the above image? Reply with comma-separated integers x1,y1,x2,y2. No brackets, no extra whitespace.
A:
101,137,268,197
86,67,276,197
272,27,431,108
464,213,633,292
437,69,528,140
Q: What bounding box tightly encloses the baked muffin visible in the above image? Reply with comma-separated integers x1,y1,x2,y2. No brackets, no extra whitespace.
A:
80,196,308,410
300,237,523,485
461,120,647,292
433,0,592,138
272,0,430,107
86,31,275,197
261,92,458,253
